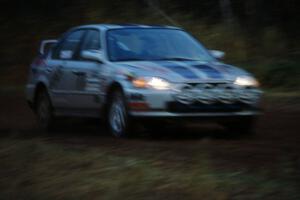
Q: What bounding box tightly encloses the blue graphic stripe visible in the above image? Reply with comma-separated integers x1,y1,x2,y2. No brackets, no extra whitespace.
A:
163,65,199,79
192,65,223,79
152,62,199,79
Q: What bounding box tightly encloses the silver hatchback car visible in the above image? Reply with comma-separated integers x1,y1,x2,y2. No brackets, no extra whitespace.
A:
26,24,262,137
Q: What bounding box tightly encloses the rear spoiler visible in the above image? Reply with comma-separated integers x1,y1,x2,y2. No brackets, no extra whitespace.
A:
39,39,58,55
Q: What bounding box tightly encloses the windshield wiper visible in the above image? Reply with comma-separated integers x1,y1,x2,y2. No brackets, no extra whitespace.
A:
157,57,199,61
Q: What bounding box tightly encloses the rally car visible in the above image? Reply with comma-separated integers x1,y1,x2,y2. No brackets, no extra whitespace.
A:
26,24,262,137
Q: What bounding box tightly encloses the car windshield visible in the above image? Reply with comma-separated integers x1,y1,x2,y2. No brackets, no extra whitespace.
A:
107,28,215,62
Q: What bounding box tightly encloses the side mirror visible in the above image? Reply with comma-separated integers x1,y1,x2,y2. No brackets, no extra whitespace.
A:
209,50,225,60
81,50,104,63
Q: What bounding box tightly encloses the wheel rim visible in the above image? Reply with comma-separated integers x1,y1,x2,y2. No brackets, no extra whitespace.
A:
109,97,126,136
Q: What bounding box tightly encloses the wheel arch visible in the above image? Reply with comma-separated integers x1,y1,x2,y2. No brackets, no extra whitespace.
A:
103,81,126,114
33,82,50,111
105,81,125,104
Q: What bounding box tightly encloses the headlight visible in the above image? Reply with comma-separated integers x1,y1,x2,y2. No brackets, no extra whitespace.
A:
132,77,171,90
234,76,259,87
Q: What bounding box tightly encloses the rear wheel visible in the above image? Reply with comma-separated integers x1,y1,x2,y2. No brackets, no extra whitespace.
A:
108,90,132,138
36,89,55,131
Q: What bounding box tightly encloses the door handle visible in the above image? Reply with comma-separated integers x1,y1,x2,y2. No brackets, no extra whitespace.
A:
72,70,85,76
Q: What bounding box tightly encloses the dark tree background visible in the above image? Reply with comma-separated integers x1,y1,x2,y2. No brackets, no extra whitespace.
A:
0,0,299,88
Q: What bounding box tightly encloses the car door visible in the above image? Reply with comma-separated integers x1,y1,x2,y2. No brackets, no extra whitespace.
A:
63,29,104,109
47,29,86,108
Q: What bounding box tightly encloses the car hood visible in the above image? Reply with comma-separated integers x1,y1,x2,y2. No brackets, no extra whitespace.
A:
116,60,251,83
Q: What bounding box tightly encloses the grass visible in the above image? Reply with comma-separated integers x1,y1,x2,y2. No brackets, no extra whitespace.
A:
0,138,299,200
1,0,299,91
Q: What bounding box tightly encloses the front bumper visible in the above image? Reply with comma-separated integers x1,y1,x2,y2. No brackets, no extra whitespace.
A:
125,85,262,118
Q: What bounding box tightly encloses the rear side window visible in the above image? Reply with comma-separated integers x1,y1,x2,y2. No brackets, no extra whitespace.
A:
52,30,85,60
81,30,101,51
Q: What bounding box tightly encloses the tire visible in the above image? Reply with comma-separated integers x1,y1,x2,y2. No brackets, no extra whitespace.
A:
36,89,55,131
222,117,256,138
107,90,132,138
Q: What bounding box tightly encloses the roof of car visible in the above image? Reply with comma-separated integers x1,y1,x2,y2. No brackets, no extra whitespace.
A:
75,23,181,30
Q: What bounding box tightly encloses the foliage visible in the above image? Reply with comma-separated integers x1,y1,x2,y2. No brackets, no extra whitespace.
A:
0,0,299,89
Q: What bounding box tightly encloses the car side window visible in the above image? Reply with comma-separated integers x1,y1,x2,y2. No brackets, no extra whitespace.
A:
52,30,85,60
81,30,101,52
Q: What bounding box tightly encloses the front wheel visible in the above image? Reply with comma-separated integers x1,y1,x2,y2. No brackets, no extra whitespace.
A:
108,90,131,138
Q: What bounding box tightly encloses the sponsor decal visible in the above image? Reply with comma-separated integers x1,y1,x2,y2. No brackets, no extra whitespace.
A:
49,66,63,88
130,93,144,101
75,73,86,91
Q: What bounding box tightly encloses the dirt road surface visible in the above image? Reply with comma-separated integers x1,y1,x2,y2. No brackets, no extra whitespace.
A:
0,91,300,199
